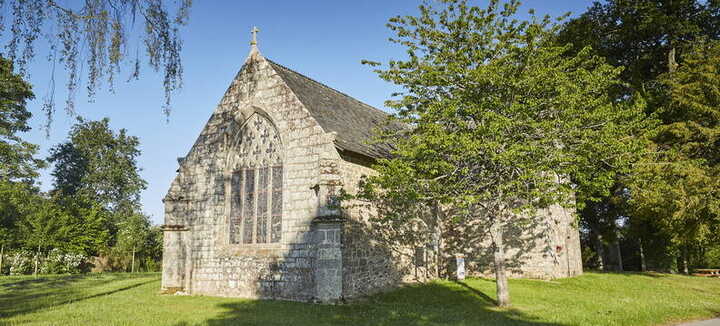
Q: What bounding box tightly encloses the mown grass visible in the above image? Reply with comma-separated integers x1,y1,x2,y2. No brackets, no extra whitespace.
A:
0,272,718,326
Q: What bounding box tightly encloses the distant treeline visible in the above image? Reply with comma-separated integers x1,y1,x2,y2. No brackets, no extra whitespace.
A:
0,56,160,275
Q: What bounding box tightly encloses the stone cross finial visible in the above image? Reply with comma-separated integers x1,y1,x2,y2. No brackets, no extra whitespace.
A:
250,26,259,46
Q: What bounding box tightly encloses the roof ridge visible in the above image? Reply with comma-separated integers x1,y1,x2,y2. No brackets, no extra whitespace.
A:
266,58,391,117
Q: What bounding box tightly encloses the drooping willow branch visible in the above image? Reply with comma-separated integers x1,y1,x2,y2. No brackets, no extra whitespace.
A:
0,0,192,131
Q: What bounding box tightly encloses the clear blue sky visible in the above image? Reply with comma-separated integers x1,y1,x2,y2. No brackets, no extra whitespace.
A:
20,0,595,224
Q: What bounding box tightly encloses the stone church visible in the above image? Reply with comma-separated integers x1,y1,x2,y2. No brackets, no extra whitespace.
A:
160,33,582,302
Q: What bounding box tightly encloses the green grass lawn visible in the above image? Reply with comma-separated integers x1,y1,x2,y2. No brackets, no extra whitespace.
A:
0,272,718,326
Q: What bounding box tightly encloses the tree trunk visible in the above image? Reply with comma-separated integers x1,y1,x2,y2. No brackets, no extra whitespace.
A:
639,239,647,272
491,223,510,307
34,244,40,278
0,244,4,275
433,203,442,279
615,239,624,272
131,246,136,273
682,247,689,275
592,232,606,271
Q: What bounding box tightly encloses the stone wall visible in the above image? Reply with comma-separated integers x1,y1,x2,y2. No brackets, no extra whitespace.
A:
458,205,583,279
335,155,583,288
337,158,410,298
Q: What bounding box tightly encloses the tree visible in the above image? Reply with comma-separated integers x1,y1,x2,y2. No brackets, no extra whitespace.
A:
579,187,628,271
628,39,720,273
0,54,45,274
557,0,720,272
116,212,150,272
557,0,720,100
48,117,147,215
0,181,33,273
0,0,192,127
52,194,111,256
362,0,646,307
48,117,147,256
0,56,45,184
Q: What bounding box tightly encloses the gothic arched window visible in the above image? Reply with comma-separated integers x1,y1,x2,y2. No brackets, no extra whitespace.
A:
227,113,283,244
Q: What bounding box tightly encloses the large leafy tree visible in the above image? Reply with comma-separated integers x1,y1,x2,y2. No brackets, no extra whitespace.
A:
557,0,720,271
0,55,45,273
558,0,720,99
48,117,146,214
0,0,191,127
0,56,45,184
362,0,645,307
629,39,720,272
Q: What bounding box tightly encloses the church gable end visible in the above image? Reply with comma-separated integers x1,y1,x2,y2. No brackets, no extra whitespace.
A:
161,45,346,300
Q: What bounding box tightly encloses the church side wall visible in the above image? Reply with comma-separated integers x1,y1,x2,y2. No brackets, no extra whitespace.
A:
163,56,342,301
337,159,410,299
335,158,583,299
461,204,583,279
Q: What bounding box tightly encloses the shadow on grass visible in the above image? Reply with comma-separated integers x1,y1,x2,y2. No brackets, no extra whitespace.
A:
191,281,568,326
582,270,668,278
0,273,156,319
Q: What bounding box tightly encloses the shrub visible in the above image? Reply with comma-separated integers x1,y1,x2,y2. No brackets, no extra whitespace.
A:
40,249,87,274
8,250,33,275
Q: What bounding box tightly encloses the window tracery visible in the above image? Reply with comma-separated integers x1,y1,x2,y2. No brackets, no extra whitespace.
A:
227,113,283,244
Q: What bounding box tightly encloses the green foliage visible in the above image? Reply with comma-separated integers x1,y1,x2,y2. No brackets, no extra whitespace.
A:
42,118,155,270
0,56,45,184
6,250,33,275
356,0,650,306
557,0,720,97
49,117,147,215
0,181,34,249
12,192,110,258
0,58,159,275
361,0,645,261
557,0,720,271
1,0,191,124
39,249,88,274
705,246,720,268
629,40,720,251
143,226,164,272
372,0,644,208
117,213,150,253
115,212,152,272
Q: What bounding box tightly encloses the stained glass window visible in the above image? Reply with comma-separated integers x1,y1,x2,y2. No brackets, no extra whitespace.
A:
242,169,255,244
257,167,269,243
229,171,242,244
271,166,283,243
228,113,283,244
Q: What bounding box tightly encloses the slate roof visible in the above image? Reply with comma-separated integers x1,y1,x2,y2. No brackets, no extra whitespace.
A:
267,59,399,160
